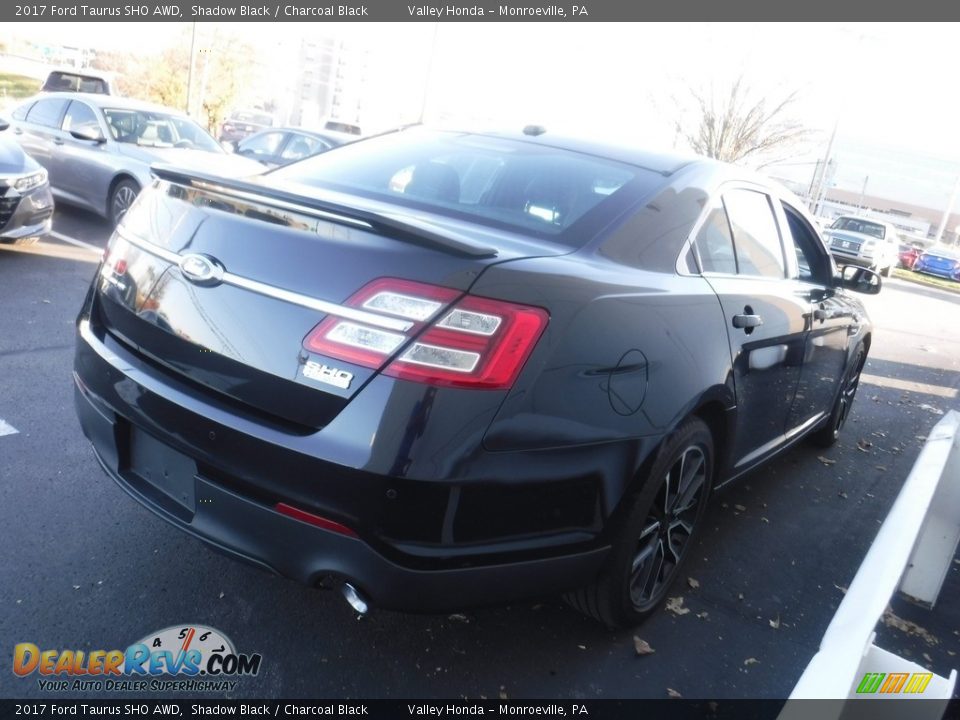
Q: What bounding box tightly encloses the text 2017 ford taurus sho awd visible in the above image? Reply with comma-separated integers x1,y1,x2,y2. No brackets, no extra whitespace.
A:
73,127,879,627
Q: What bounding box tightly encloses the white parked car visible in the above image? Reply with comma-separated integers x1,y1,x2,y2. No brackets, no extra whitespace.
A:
823,216,900,277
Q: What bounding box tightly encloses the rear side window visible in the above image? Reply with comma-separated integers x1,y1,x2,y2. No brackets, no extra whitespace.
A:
271,129,658,245
695,204,737,274
281,134,328,161
26,98,69,129
722,189,786,278
12,102,34,121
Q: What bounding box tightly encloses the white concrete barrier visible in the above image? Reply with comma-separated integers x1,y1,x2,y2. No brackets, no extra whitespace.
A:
780,410,959,718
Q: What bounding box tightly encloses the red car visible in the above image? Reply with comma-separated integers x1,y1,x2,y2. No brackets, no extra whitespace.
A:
898,244,922,269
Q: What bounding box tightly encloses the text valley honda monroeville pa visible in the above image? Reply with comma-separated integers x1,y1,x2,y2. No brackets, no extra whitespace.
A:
73,126,878,627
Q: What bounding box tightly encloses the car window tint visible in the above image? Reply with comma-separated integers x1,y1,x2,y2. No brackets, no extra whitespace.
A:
26,98,69,129
781,202,831,284
695,204,737,274
272,130,652,244
831,217,885,239
722,189,786,279
281,134,327,161
62,101,100,136
241,131,286,157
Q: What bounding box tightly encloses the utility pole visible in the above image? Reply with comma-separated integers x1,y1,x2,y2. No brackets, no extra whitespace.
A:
812,117,839,216
934,175,960,244
418,23,440,124
858,175,869,213
186,22,198,116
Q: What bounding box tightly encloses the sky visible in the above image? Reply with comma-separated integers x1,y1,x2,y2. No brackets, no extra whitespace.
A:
6,21,960,211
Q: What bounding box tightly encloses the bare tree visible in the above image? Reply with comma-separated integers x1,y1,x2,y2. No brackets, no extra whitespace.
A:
675,76,811,167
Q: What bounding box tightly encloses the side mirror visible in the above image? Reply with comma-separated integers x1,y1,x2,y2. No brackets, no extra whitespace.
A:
70,126,106,143
0,118,9,132
838,265,882,295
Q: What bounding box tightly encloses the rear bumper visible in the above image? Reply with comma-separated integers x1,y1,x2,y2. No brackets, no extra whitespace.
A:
73,315,615,611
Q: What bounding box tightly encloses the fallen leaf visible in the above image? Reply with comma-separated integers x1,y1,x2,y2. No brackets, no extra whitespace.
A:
666,688,682,698
218,591,224,599
761,517,769,523
734,504,746,512
838,491,848,499
882,606,939,645
633,637,655,656
72,585,80,590
744,657,759,666
448,613,470,623
817,456,836,466
499,688,508,700
665,596,691,616
856,439,872,453
834,584,848,594
875,466,887,472
923,653,933,663
737,592,745,601
577,644,586,650
687,577,700,589
696,611,709,619
769,615,781,629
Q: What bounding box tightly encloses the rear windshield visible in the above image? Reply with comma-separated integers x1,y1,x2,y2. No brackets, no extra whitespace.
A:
830,217,886,239
43,72,108,94
270,130,660,244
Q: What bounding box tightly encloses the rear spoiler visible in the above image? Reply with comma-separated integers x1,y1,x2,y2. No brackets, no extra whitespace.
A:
149,165,499,259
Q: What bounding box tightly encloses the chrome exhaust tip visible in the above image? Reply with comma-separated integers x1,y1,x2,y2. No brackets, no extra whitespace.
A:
341,582,369,616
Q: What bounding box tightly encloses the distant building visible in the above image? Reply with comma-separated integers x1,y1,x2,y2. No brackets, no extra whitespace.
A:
290,36,368,129
820,188,954,242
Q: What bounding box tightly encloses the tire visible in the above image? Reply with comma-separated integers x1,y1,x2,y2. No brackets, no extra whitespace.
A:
811,347,865,448
109,178,140,227
565,417,714,627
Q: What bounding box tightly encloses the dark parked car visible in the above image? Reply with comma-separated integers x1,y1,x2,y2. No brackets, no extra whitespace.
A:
218,110,275,145
0,118,54,245
913,247,960,281
235,127,351,168
74,128,878,627
41,68,115,95
8,93,262,226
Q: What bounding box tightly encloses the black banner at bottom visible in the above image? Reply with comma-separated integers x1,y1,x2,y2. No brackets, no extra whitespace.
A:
2,700,959,720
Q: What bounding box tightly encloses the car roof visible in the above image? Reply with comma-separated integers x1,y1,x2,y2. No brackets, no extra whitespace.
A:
21,92,185,116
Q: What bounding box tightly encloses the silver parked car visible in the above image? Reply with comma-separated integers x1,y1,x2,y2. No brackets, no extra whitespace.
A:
9,93,263,226
0,118,54,244
823,215,900,278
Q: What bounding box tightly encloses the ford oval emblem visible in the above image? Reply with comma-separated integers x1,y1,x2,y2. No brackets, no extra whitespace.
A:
178,254,224,287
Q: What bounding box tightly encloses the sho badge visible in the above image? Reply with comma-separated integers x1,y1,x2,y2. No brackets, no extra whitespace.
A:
303,360,353,390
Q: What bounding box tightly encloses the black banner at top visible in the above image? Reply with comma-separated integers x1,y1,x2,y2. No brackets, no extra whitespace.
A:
2,0,957,22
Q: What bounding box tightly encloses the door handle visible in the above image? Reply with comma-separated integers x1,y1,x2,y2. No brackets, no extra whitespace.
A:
53,138,64,145
14,128,22,135
732,314,763,329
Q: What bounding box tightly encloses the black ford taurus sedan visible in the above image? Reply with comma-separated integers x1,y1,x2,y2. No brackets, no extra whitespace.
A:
73,127,878,627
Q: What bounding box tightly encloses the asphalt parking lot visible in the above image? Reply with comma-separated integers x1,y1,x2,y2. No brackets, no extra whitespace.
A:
1,205,958,700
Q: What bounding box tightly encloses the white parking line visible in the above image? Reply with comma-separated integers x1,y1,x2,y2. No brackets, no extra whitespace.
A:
50,231,103,253
0,418,19,437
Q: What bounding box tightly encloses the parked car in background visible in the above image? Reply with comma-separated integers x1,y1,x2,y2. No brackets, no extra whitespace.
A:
41,68,115,95
234,127,352,168
897,243,923,270
218,109,276,145
8,93,263,226
74,126,880,628
321,119,362,136
914,247,960,281
823,215,899,277
0,117,54,245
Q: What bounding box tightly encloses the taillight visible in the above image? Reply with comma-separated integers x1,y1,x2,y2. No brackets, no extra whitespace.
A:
302,278,548,390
